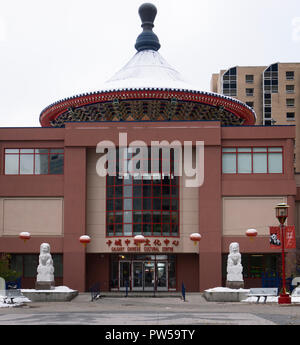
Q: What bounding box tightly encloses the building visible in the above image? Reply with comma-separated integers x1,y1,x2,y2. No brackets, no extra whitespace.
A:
211,63,300,172
0,4,298,293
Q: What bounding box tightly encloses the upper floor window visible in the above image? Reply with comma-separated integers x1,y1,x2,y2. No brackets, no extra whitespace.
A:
264,64,278,93
286,85,295,94
4,148,64,175
286,71,294,80
222,67,237,97
246,101,254,108
245,75,254,83
222,147,283,174
246,88,254,96
286,98,295,107
106,148,179,237
286,112,295,120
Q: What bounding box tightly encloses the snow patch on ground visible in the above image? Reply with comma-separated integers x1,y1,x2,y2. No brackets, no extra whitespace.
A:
205,287,250,293
241,296,300,303
0,294,31,308
0,286,76,307
21,286,76,293
204,286,300,303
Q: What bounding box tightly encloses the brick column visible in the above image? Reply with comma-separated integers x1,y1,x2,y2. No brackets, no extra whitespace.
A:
63,147,87,292
198,146,222,291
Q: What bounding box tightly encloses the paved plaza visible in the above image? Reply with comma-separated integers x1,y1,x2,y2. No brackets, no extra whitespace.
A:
1,293,300,326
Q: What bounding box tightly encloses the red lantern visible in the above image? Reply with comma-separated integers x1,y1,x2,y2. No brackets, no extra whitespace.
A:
190,233,202,246
134,235,145,247
246,229,257,240
19,232,31,243
79,235,91,247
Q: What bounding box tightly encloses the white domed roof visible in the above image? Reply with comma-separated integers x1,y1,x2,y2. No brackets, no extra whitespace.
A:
102,49,198,92
39,3,257,127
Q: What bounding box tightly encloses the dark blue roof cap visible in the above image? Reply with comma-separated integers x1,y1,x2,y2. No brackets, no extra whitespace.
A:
135,3,161,52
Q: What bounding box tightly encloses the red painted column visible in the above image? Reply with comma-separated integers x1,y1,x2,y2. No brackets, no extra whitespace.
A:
63,147,86,292
198,145,222,291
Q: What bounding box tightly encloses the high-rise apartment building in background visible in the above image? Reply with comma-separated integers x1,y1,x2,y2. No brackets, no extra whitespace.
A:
211,63,300,171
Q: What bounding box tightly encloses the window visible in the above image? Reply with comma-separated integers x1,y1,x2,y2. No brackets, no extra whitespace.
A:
246,88,254,96
286,99,295,107
253,148,267,173
264,120,272,126
286,71,294,80
222,148,236,173
243,254,280,278
263,63,278,126
10,254,63,278
286,85,295,94
246,102,254,108
286,112,295,120
106,148,179,237
222,67,237,97
222,254,280,280
222,147,283,174
237,148,252,173
4,148,64,175
245,75,254,83
263,64,278,94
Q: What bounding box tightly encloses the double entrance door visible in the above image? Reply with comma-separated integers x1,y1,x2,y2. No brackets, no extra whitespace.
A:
119,261,168,291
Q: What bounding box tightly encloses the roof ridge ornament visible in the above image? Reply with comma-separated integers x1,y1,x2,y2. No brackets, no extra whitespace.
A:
135,3,161,52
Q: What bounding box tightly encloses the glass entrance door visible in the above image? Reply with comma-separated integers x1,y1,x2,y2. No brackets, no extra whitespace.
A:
156,262,168,291
115,257,172,291
132,261,143,290
144,262,155,291
119,261,131,291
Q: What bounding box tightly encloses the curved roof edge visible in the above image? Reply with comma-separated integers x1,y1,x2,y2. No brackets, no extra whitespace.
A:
39,87,256,127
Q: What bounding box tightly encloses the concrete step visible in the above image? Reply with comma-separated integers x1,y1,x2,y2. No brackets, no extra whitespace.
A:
74,291,182,300
102,291,182,298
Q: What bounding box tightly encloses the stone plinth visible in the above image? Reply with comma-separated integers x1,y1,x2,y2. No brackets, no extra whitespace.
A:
226,281,244,289
21,286,78,302
35,281,55,290
203,287,249,302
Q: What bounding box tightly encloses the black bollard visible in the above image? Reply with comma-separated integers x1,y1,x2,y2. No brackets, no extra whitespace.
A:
182,282,186,301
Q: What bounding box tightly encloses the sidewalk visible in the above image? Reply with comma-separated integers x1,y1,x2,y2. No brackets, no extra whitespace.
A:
1,293,300,324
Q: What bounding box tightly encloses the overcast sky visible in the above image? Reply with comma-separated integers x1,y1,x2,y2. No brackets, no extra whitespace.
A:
0,0,299,127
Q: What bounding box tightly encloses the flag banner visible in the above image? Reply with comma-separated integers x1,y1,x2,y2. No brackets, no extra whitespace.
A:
269,226,281,248
269,226,296,249
285,225,296,249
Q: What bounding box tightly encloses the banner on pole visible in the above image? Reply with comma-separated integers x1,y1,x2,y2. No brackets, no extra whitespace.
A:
269,226,296,249
285,225,296,249
269,226,281,248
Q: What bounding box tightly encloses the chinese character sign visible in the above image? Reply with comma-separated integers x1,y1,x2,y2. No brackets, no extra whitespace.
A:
285,226,296,249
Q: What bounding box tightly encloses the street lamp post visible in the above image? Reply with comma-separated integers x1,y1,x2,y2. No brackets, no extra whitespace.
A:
275,203,291,304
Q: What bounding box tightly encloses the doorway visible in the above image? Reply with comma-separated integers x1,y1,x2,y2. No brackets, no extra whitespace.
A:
118,259,168,291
